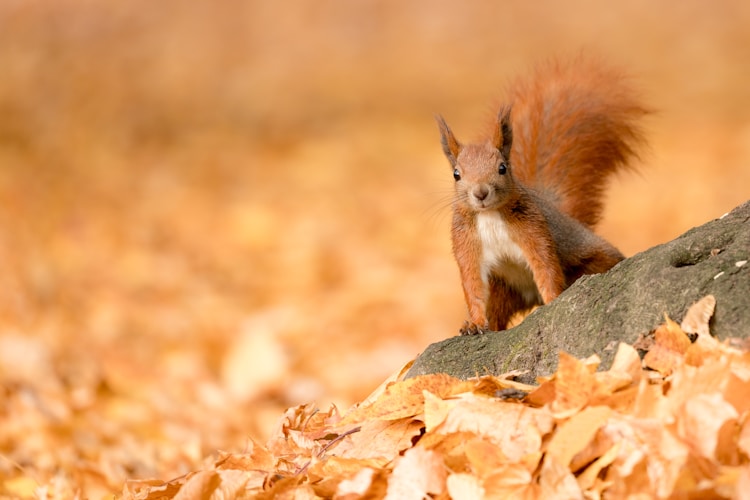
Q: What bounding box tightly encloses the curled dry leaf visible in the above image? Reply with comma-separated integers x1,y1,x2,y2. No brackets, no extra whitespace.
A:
527,352,607,418
681,294,716,338
643,316,692,375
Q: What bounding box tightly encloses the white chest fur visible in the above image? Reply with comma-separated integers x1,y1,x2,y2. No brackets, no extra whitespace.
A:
475,212,541,303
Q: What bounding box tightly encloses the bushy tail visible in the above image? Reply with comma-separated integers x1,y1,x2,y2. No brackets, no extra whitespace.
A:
508,57,649,228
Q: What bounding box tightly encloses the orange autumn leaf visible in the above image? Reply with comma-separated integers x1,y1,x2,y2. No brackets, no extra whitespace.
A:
530,352,600,419
545,405,613,469
385,447,446,499
464,438,509,478
483,464,539,500
643,316,692,375
725,362,750,415
432,392,554,463
538,456,583,499
340,373,472,424
332,418,423,462
215,440,274,472
676,392,739,461
172,470,249,500
576,442,621,491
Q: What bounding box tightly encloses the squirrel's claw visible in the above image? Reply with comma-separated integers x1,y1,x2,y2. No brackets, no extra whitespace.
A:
460,321,489,336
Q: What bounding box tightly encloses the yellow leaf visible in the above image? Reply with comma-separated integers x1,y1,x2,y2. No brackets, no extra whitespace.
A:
2,476,39,498
422,389,455,432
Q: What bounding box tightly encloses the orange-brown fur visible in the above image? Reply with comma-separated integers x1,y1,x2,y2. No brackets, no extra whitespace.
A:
437,58,648,335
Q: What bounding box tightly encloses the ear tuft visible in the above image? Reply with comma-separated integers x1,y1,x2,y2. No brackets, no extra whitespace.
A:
436,115,461,167
492,106,513,160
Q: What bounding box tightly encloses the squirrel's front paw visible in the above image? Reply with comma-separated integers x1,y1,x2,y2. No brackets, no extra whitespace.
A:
460,321,488,336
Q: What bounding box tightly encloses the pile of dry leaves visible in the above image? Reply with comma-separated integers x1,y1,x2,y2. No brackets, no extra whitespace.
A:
123,296,750,499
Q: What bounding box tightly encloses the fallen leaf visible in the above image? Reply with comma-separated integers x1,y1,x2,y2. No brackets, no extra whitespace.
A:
602,417,689,498
434,393,554,463
576,442,621,491
676,392,738,460
545,405,612,469
385,447,446,500
215,440,274,471
548,352,600,419
643,316,691,375
421,389,452,433
736,465,750,500
340,374,471,425
171,471,217,500
464,438,508,477
470,375,537,397
335,467,376,498
446,473,485,500
538,456,583,499
722,356,750,414
332,418,423,462
680,295,716,338
608,342,643,383
355,359,415,410
483,464,537,500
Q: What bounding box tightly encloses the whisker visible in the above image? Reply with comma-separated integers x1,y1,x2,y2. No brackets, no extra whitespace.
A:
422,194,456,229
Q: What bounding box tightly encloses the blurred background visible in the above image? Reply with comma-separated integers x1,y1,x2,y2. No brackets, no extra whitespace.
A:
1,0,749,496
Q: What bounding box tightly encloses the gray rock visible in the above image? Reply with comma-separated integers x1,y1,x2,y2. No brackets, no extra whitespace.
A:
406,200,750,383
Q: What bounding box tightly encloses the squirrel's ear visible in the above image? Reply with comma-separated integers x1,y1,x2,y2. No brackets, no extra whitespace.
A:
493,106,513,160
436,115,461,167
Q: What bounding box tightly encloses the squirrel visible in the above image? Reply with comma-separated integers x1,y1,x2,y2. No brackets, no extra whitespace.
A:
436,58,649,335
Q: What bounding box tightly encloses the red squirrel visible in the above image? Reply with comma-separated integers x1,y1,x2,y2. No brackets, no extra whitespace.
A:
437,58,648,335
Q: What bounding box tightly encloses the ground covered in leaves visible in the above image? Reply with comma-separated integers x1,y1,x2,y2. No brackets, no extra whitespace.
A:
1,1,750,499
125,297,750,499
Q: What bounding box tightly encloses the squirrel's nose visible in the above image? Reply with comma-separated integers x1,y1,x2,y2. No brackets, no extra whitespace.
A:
472,185,490,201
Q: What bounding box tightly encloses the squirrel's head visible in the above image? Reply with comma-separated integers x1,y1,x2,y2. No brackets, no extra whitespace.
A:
436,106,515,212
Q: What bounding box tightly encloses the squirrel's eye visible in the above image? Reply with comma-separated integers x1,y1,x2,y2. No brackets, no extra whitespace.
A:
453,168,461,181
498,162,507,175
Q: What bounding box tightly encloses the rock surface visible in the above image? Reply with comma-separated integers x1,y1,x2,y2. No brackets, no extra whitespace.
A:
406,200,750,383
